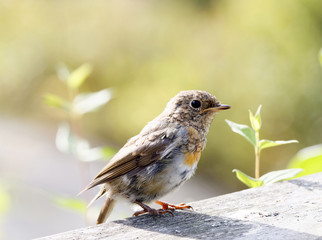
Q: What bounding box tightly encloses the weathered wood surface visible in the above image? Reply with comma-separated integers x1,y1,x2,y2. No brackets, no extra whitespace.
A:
37,173,322,240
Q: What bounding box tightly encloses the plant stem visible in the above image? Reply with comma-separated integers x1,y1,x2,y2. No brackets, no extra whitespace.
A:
68,87,91,225
255,131,260,179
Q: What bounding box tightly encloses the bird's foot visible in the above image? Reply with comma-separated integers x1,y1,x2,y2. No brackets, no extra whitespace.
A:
155,200,193,211
133,201,174,217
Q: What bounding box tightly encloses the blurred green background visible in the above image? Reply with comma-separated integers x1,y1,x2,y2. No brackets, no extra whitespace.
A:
1,0,322,239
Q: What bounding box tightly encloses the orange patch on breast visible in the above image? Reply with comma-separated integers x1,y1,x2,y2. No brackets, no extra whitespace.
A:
184,151,201,167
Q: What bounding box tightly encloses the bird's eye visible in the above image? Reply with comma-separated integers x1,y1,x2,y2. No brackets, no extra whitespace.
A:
190,100,201,109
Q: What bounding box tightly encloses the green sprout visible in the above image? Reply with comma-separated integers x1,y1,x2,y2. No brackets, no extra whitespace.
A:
44,63,115,219
226,105,301,188
44,63,115,162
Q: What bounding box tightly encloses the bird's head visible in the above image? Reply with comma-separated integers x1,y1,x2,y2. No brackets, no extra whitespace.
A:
163,90,230,128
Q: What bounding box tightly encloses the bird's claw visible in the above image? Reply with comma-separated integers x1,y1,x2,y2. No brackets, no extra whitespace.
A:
155,200,193,211
133,200,192,217
133,208,174,217
133,201,174,217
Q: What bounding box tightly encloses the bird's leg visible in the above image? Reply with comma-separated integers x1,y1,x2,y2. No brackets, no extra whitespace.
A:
133,201,156,216
155,200,193,211
133,201,173,216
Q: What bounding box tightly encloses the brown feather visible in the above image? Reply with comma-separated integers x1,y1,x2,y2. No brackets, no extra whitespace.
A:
82,137,172,191
96,196,115,224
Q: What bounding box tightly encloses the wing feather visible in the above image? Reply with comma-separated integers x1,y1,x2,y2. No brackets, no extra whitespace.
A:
82,136,173,191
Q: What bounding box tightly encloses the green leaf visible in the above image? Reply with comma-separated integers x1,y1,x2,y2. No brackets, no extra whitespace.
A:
77,146,111,162
0,186,10,215
43,94,71,112
259,139,298,150
78,147,103,162
53,196,87,213
288,144,322,178
55,123,92,159
56,62,70,83
67,63,93,90
55,124,115,161
233,169,263,188
55,123,73,154
73,89,112,114
319,48,322,68
101,146,117,159
249,105,262,131
259,168,302,185
226,120,256,146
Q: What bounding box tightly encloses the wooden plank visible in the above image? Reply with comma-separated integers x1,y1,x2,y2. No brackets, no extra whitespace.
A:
37,173,322,240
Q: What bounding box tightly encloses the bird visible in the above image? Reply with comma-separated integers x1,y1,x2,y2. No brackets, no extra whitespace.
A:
80,90,230,224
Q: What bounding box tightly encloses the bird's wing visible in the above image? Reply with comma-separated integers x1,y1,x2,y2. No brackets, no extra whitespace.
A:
82,126,182,192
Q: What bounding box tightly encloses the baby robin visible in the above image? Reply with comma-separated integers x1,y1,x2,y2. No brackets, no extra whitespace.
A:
81,90,230,224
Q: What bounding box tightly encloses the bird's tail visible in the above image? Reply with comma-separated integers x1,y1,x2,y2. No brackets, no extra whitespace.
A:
96,194,115,224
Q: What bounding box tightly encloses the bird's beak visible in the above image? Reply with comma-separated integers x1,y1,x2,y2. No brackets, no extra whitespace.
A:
214,104,231,111
201,104,231,113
